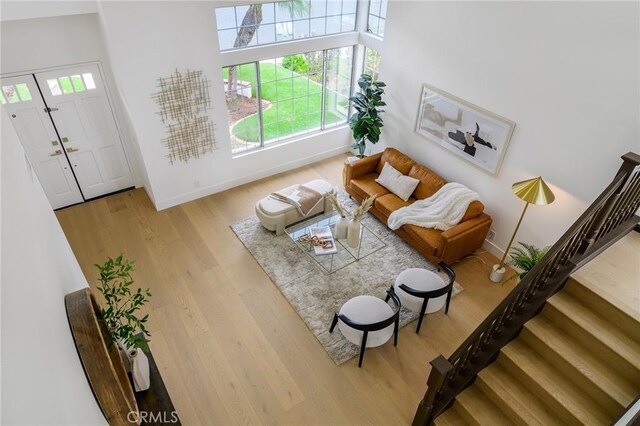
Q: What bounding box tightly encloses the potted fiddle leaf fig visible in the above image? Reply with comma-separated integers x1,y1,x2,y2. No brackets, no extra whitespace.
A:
349,74,386,158
502,242,550,285
96,255,152,391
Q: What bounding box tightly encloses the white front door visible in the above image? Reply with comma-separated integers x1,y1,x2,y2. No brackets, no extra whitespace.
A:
1,75,84,209
35,64,134,200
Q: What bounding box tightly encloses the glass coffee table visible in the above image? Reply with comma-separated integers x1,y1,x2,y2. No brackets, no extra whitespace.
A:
285,211,386,274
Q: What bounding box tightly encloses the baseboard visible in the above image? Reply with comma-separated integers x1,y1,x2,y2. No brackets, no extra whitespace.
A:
483,239,507,263
154,145,351,211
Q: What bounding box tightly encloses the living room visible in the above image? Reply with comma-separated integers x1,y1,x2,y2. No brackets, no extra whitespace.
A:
2,1,639,425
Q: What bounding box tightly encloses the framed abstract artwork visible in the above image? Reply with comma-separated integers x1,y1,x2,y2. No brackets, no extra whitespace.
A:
415,83,515,176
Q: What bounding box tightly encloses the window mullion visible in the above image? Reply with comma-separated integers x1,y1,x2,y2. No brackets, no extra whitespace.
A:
320,49,327,130
255,61,265,147
349,45,357,122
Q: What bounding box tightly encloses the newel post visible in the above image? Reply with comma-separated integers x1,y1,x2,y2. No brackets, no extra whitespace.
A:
412,355,454,426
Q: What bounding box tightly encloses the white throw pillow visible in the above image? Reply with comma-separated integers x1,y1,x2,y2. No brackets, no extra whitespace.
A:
375,163,420,202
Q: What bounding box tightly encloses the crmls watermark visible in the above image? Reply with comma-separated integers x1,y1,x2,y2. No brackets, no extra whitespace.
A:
128,410,179,424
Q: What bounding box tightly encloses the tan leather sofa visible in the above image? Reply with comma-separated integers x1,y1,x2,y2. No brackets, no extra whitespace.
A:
344,147,492,265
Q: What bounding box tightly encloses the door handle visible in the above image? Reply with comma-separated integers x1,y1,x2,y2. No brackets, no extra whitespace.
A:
50,149,63,156
51,140,59,146
44,107,59,113
66,147,79,153
61,137,69,143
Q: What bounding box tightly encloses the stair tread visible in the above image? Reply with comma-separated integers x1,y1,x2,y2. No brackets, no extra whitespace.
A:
478,363,563,425
547,291,640,370
456,385,513,425
501,339,612,424
525,315,637,408
566,277,640,328
434,405,469,426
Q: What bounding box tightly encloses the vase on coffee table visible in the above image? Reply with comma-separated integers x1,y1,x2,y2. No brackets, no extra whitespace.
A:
347,219,361,248
335,216,349,239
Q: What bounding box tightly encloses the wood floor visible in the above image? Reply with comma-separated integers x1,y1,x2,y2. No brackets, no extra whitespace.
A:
56,154,515,425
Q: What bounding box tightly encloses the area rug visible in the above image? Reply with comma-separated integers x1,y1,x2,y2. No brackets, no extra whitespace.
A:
230,190,463,365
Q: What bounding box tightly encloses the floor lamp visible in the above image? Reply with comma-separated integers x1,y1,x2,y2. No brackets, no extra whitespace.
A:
489,176,555,283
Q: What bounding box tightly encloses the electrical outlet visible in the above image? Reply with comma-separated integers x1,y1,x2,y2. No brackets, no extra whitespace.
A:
488,229,496,241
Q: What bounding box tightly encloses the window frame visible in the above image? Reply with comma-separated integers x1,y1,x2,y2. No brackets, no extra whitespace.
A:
362,46,381,81
215,0,359,52
223,45,356,156
366,0,386,38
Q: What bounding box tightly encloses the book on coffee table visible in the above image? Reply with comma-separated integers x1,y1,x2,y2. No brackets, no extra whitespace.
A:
309,226,337,255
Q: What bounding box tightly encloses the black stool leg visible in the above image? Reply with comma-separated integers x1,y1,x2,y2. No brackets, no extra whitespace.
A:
385,286,393,303
445,289,452,315
329,313,339,332
358,331,368,368
416,298,429,333
393,318,399,346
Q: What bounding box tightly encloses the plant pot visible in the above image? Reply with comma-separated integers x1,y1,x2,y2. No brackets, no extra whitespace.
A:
489,264,505,283
128,348,150,392
347,219,361,248
335,216,349,239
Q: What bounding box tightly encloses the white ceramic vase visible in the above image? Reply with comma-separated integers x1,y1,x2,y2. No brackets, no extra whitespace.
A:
335,216,349,239
116,339,132,372
128,348,151,392
347,219,361,248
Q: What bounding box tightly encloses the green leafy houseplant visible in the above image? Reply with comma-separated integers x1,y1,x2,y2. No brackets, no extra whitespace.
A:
502,242,550,285
349,74,386,157
96,255,152,352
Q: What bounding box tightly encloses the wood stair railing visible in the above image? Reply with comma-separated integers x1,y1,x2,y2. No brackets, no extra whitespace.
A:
412,152,640,425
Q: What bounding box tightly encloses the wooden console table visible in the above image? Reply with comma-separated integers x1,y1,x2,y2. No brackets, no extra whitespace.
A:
66,288,180,425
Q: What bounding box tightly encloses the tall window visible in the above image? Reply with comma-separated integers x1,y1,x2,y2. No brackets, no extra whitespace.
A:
223,47,354,154
363,47,381,80
367,0,387,37
216,0,357,51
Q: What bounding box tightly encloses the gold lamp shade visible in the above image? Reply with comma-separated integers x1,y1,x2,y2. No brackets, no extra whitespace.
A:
512,176,555,206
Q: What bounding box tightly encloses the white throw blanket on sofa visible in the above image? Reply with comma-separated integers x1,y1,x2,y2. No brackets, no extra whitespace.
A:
387,182,480,231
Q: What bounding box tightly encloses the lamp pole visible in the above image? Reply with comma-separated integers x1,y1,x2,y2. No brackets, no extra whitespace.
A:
498,201,530,269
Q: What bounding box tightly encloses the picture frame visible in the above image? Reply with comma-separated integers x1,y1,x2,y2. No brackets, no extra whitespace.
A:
415,83,515,176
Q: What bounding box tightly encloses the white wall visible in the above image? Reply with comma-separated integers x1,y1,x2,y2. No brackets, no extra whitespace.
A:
98,1,351,210
380,1,640,256
0,0,98,22
0,12,154,201
1,113,106,425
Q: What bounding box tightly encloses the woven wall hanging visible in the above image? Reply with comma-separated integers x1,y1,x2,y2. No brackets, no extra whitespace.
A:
152,69,217,164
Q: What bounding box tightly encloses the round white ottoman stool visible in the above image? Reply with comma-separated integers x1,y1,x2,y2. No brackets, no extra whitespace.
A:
392,262,456,333
329,289,401,367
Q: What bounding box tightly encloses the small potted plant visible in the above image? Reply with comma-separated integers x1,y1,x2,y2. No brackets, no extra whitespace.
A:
96,255,152,392
349,74,386,158
502,242,549,285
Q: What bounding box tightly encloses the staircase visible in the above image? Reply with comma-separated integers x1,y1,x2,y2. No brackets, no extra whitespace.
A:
412,153,640,426
435,272,640,425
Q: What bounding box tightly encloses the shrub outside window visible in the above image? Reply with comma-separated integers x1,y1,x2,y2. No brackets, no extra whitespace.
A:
363,47,381,80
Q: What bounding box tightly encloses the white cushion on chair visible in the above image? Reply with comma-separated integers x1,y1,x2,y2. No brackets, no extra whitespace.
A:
394,268,447,313
337,295,394,348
